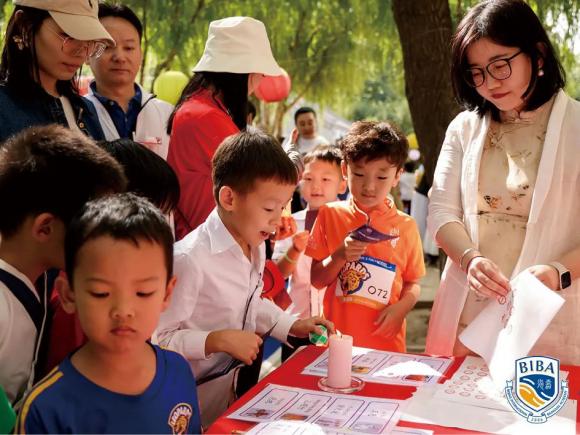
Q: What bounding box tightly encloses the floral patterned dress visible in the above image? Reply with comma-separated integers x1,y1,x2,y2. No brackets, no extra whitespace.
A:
459,97,555,329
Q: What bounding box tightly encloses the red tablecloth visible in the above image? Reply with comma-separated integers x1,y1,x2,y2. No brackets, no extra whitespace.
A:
208,346,580,434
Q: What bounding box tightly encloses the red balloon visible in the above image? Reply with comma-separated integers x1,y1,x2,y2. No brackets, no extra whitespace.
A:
254,69,291,102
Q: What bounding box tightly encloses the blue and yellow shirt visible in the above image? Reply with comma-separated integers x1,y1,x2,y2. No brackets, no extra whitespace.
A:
16,344,201,434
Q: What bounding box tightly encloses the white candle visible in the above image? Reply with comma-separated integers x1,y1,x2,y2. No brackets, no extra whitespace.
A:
327,334,353,388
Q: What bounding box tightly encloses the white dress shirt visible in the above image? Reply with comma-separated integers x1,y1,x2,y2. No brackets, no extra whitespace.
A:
155,208,297,381
0,259,40,404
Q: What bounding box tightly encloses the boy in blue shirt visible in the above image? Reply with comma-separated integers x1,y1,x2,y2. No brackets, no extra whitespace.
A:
17,193,201,434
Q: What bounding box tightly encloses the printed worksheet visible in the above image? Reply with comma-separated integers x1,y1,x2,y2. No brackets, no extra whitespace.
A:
459,271,565,387
432,356,511,411
302,347,452,386
229,384,405,434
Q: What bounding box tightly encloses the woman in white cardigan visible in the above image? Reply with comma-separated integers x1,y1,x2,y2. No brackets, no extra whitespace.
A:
426,0,580,364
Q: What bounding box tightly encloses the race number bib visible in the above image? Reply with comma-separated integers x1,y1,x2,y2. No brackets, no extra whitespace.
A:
337,255,396,309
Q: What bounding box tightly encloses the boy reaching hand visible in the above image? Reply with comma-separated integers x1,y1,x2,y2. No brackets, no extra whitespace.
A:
156,129,334,427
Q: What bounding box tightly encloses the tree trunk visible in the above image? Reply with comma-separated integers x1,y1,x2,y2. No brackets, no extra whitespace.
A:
258,100,273,134
138,0,149,86
392,0,459,187
273,102,288,139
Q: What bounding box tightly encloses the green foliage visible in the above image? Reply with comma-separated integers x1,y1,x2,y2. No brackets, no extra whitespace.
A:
0,0,577,119
350,0,580,131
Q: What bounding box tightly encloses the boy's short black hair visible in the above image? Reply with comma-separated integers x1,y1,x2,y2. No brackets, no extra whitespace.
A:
339,121,408,169
0,124,127,238
294,106,316,124
212,128,298,203
451,0,565,118
65,193,174,283
98,2,143,40
303,144,342,168
99,139,180,215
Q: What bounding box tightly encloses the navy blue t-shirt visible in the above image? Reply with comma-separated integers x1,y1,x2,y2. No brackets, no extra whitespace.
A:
17,344,201,434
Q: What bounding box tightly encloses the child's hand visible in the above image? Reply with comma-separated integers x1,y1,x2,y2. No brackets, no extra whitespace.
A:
372,302,407,339
206,330,263,365
289,316,335,338
336,236,369,262
290,127,299,145
274,216,297,241
292,230,310,253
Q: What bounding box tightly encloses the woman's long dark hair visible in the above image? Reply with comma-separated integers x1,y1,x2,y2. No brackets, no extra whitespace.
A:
167,72,249,134
0,6,80,98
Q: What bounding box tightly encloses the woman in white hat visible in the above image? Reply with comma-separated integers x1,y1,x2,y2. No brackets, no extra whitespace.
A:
166,16,284,240
0,0,115,142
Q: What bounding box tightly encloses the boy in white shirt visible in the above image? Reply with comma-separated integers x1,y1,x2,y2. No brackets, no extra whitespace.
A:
0,125,125,405
273,145,346,361
156,129,334,427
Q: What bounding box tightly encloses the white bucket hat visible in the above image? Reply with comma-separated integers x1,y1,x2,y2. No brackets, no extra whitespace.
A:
14,0,114,44
193,16,283,76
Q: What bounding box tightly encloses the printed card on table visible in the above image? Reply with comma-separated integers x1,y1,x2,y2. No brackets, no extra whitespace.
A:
230,384,405,434
302,347,452,386
459,271,565,388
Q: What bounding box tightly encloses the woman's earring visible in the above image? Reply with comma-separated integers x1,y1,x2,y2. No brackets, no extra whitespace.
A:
538,68,545,77
12,36,24,50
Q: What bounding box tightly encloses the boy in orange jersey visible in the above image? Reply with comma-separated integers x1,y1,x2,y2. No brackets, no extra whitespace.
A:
307,121,425,352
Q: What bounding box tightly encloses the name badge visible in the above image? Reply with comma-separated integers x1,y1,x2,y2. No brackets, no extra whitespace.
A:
337,255,396,309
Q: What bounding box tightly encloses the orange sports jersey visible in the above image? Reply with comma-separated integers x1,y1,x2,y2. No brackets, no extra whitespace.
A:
306,198,425,352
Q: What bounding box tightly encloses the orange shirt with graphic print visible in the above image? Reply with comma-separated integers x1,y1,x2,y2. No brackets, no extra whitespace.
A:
306,198,425,352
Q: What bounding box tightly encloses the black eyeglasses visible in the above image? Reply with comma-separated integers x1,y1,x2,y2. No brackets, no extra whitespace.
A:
464,51,523,88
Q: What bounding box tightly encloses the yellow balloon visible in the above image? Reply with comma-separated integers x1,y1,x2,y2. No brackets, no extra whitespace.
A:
153,71,190,105
407,133,419,150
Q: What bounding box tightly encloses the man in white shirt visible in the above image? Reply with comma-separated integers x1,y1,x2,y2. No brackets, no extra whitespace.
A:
87,4,173,159
286,107,330,154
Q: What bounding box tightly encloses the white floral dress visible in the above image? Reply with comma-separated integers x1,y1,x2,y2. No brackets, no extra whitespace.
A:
459,97,555,328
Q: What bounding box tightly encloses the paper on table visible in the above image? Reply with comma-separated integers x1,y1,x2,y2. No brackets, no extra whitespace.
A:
245,421,433,435
391,427,433,435
302,347,452,386
402,384,577,435
229,383,405,434
459,271,565,387
245,420,325,434
432,356,569,412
